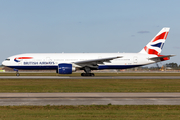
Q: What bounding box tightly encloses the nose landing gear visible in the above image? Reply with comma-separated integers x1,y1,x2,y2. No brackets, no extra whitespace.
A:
14,69,20,76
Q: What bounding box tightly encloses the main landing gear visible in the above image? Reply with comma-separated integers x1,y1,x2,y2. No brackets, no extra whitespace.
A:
81,67,95,76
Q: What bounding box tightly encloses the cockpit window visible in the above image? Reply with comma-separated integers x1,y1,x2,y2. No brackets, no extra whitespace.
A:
5,59,10,61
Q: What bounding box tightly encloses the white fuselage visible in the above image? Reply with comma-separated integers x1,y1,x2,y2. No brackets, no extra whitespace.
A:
2,53,158,70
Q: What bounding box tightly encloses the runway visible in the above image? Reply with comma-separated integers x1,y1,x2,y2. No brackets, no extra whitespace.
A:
0,76,180,105
0,93,180,105
1,76,180,79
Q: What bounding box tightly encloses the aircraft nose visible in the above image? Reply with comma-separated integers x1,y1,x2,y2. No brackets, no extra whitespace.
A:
2,61,6,66
2,61,4,66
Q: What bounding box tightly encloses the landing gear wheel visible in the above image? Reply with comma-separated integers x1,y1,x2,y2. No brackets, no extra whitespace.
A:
81,73,85,76
81,73,95,76
16,73,20,76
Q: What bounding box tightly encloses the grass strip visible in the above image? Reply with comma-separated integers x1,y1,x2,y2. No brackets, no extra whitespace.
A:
0,105,179,120
0,79,179,92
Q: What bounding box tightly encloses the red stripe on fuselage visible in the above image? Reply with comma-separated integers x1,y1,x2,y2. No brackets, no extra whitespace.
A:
16,57,33,59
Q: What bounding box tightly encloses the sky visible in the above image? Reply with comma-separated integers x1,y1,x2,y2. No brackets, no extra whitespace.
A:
0,0,180,66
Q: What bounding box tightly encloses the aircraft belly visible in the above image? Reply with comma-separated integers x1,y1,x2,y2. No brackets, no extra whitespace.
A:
98,65,142,70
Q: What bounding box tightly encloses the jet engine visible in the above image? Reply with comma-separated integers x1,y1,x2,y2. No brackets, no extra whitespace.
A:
57,63,76,74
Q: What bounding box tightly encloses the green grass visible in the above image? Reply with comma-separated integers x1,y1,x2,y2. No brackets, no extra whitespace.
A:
1,72,180,76
0,79,179,92
0,105,179,120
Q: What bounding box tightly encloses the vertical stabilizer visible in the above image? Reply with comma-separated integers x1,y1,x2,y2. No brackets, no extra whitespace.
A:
139,27,170,55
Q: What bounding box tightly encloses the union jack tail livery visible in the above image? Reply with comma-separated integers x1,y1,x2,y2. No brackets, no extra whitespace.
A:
139,27,170,55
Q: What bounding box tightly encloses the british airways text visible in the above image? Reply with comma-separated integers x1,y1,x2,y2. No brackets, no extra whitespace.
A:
24,62,55,65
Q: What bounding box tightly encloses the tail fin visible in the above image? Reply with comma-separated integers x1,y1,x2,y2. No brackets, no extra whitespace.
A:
139,27,170,55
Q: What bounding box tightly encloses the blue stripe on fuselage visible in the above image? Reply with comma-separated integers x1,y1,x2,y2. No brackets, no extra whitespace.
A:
7,66,58,70
7,65,142,70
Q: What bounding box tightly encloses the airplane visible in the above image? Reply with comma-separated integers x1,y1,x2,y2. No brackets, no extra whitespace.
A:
2,27,175,76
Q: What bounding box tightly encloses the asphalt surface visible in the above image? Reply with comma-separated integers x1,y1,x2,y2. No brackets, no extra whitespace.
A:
1,76,180,79
0,93,180,105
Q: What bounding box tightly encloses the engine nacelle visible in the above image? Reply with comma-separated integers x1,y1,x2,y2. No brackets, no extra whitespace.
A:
58,63,76,74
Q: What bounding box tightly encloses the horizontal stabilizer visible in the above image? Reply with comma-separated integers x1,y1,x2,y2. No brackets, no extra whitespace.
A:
148,55,175,61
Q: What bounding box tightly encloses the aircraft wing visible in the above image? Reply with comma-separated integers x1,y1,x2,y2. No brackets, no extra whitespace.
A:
148,55,175,61
73,56,122,67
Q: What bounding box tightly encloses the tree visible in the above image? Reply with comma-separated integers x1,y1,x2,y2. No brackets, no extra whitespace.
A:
166,63,178,68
